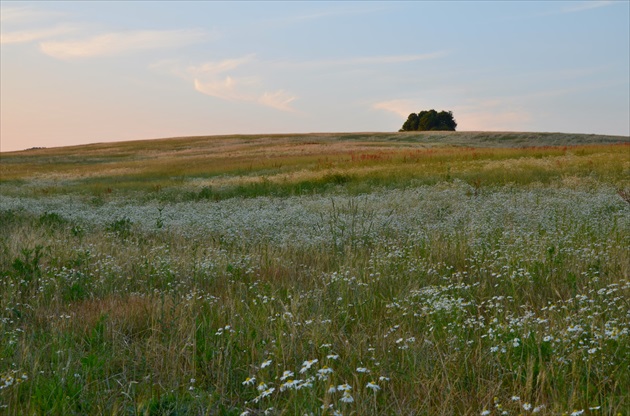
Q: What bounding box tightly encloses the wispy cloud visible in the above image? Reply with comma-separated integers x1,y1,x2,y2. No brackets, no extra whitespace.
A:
194,76,258,102
191,56,259,102
1,25,78,44
188,54,256,77
526,0,615,18
163,50,444,113
0,5,74,45
256,4,390,29
561,1,613,14
274,51,447,70
333,52,448,66
40,29,209,59
181,55,298,112
372,99,416,118
0,6,65,23
498,1,615,21
258,90,297,112
194,77,298,113
195,76,298,112
280,5,390,23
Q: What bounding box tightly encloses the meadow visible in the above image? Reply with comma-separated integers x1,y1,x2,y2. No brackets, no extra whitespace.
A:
1,131,629,415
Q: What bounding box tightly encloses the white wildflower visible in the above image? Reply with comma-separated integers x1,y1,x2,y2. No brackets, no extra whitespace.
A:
337,383,352,391
366,381,380,392
280,370,294,381
261,387,275,398
300,359,318,373
280,379,298,391
340,391,354,403
317,366,334,380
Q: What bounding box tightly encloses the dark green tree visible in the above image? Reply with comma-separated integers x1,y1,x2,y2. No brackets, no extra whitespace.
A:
436,110,457,130
401,113,419,131
399,109,457,131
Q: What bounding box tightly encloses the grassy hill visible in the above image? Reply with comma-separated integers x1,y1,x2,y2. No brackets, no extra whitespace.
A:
1,131,629,415
1,131,628,201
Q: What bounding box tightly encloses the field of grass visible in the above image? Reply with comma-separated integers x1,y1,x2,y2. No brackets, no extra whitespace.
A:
1,131,629,415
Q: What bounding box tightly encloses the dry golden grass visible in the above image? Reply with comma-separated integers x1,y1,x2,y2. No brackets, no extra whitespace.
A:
2,131,627,178
1,133,628,201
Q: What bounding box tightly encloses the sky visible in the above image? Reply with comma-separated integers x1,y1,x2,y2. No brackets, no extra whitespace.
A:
1,1,629,152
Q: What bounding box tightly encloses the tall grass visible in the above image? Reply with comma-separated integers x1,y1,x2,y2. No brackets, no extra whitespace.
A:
1,182,628,415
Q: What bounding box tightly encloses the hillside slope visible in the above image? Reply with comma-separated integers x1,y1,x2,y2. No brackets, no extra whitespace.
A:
1,131,628,200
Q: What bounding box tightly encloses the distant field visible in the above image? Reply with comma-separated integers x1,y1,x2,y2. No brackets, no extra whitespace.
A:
1,131,629,201
1,132,629,415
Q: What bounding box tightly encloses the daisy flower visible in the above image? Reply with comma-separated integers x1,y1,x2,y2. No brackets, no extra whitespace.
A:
366,381,380,392
340,391,354,403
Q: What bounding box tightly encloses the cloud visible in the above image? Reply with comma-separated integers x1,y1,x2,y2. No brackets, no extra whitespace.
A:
0,6,65,23
39,29,209,59
278,5,390,23
525,0,615,18
194,77,297,112
151,55,257,81
155,50,445,113
333,52,448,66
187,55,297,112
189,51,445,111
194,77,257,102
1,25,78,44
0,6,75,45
258,90,297,112
500,1,616,21
188,54,256,77
561,1,613,13
191,56,259,102
252,4,390,30
274,51,448,70
188,52,444,78
372,99,416,118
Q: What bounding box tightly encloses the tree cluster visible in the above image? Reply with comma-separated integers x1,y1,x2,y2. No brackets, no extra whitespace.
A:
399,109,457,132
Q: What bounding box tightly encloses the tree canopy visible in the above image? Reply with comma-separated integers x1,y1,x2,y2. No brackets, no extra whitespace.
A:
399,109,457,132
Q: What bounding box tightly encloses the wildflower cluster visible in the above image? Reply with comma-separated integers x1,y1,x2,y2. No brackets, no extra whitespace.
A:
0,370,28,390
240,355,387,414
1,180,628,414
